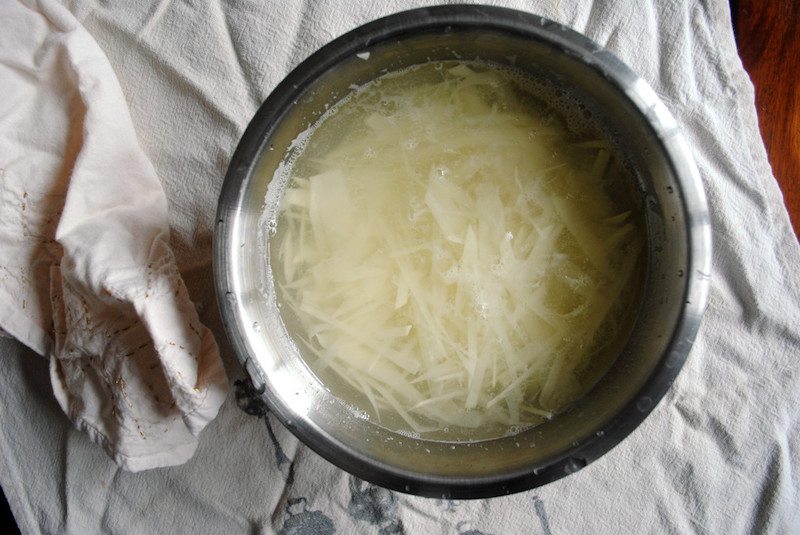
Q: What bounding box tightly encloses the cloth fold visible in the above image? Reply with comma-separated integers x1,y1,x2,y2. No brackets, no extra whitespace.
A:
0,0,227,471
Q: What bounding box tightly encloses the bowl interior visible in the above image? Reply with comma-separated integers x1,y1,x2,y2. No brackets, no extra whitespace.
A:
217,12,706,498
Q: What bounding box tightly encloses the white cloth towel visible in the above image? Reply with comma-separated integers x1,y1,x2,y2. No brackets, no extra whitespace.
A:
0,0,227,471
0,0,798,533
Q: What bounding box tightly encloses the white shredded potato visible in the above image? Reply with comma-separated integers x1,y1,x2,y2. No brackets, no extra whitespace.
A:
270,61,643,437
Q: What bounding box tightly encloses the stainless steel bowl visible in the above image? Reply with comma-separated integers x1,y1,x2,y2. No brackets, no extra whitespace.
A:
214,5,711,498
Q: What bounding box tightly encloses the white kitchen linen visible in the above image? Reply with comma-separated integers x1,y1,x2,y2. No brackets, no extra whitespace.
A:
0,0,227,471
1,0,799,533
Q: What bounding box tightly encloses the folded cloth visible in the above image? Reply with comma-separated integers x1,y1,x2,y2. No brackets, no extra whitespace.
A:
0,0,227,471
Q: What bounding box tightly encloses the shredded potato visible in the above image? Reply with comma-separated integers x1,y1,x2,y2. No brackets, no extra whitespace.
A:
270,62,643,437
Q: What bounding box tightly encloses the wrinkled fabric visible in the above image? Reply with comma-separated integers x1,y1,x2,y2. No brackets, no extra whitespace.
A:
0,0,227,471
1,0,799,533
